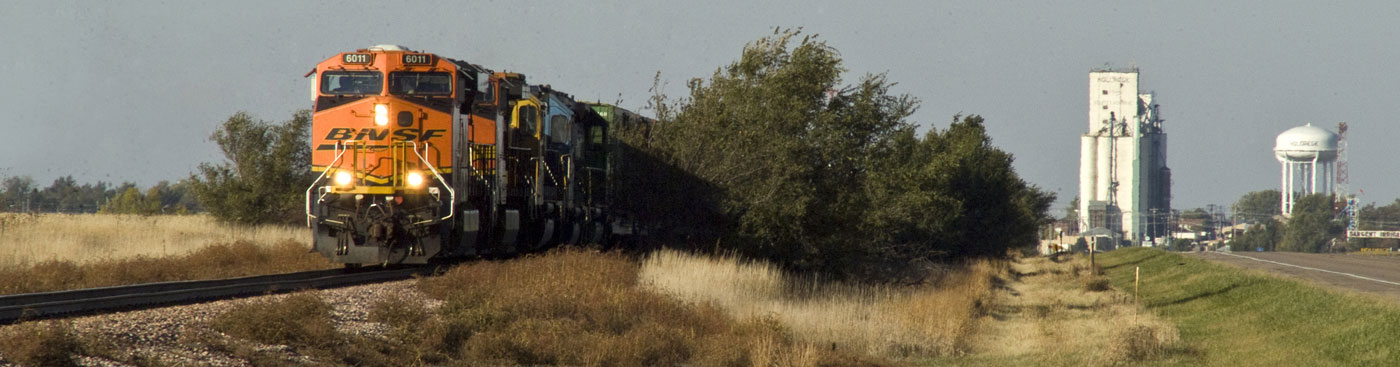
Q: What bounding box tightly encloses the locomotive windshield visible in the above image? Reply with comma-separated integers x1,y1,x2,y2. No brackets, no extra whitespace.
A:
389,72,452,96
321,71,382,95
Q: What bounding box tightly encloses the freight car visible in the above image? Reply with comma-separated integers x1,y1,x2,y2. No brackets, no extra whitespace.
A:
304,45,645,266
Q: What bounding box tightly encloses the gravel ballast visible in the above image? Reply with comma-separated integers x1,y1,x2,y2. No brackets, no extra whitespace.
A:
0,279,434,366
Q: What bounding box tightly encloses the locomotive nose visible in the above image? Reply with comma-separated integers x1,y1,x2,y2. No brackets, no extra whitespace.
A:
374,104,389,126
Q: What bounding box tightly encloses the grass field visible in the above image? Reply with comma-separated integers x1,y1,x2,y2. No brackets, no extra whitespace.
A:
0,213,308,269
1099,248,1400,366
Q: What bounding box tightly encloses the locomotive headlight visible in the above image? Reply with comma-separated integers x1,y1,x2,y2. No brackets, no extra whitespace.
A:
405,171,425,188
334,170,355,187
374,104,389,126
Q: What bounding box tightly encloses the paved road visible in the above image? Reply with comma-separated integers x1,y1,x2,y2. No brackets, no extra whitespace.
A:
1188,251,1400,302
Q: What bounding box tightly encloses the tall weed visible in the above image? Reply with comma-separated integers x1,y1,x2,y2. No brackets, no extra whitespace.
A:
639,249,999,359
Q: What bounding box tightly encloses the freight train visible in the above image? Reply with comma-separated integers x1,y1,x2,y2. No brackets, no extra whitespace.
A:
304,45,648,266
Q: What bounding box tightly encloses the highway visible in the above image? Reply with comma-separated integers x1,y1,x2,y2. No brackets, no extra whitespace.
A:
1189,251,1400,303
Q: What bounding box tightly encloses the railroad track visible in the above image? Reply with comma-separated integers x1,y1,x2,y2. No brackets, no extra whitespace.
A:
0,266,441,324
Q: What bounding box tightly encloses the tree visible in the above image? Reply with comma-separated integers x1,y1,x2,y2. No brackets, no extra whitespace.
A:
96,180,196,215
99,187,159,215
0,176,34,211
1063,196,1080,222
190,110,314,225
1170,238,1195,252
641,29,917,273
1180,208,1210,221
39,176,82,212
1230,218,1283,252
871,115,1054,260
1278,194,1341,253
1232,189,1280,224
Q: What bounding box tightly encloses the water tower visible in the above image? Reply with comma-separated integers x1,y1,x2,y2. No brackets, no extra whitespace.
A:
1274,123,1339,216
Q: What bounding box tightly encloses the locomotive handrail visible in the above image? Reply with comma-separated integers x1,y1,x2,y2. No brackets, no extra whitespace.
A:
306,142,350,227
539,156,561,187
411,141,455,225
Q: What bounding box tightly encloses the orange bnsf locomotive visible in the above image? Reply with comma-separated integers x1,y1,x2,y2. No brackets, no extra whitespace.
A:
305,45,645,266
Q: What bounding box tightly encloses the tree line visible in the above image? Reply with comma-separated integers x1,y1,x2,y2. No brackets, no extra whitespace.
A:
1225,189,1400,253
0,176,199,215
0,111,309,223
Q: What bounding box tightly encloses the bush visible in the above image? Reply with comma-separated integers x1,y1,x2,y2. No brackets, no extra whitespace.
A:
0,321,79,367
210,292,340,350
367,294,451,364
1105,325,1169,363
1084,277,1112,292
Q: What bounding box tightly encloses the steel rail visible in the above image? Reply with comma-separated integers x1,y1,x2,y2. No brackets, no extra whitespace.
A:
0,266,439,324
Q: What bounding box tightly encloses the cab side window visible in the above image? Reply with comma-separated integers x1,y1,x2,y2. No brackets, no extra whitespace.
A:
550,115,570,145
520,106,538,137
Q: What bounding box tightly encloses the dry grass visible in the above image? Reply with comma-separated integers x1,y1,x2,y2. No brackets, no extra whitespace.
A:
0,240,333,294
0,213,329,295
0,213,308,269
210,292,340,350
638,249,1000,359
411,248,864,367
0,320,80,367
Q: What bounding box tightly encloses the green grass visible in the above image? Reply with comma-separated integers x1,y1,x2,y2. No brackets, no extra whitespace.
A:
1099,248,1400,366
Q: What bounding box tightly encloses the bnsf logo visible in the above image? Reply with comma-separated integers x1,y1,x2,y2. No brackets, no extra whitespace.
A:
324,128,446,141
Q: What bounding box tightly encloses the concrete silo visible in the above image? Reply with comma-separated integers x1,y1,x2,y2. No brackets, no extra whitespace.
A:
1078,67,1171,247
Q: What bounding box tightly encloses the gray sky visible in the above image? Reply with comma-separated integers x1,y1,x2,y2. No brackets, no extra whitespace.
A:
3,0,1398,212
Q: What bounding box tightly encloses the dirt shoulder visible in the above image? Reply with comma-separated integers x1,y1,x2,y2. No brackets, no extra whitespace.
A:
932,254,1192,366
1187,251,1400,302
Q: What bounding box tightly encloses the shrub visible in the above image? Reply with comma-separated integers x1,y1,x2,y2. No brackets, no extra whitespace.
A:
1083,277,1112,292
369,295,431,330
0,321,79,367
210,292,340,350
1105,324,1168,362
367,294,451,364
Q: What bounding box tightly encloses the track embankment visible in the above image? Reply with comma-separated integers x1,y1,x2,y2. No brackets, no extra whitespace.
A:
0,266,435,324
1100,248,1400,367
1188,251,1400,302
